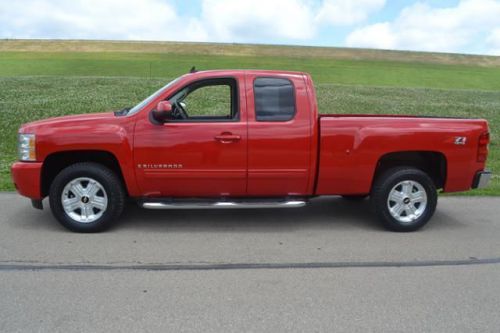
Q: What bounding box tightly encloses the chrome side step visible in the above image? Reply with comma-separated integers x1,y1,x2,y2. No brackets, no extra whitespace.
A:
141,199,308,210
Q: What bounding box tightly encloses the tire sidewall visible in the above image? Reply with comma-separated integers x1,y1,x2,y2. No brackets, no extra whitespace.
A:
373,168,437,232
49,164,123,232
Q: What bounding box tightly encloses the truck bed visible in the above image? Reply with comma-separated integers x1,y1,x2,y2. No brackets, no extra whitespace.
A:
316,115,489,195
320,113,470,119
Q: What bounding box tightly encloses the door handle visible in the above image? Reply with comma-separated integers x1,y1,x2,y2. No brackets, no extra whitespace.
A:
214,133,241,143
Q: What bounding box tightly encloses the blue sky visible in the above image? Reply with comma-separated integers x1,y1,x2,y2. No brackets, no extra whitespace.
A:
1,0,500,55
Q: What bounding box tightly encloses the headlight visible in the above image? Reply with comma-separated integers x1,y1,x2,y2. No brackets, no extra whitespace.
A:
18,134,36,161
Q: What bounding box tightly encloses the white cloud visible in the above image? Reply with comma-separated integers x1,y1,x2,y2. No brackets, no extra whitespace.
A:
198,0,386,42
199,0,316,42
345,22,395,49
487,28,500,55
346,0,500,54
0,0,207,41
3,0,497,55
0,0,387,43
0,0,319,42
316,0,386,26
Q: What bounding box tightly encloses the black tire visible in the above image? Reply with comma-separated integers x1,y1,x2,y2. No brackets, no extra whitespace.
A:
341,195,368,201
371,167,437,232
49,162,125,232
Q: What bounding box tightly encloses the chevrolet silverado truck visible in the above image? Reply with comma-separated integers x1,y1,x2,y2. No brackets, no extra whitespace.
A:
12,70,491,232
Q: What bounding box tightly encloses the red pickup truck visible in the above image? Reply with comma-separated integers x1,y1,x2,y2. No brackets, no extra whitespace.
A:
12,70,491,232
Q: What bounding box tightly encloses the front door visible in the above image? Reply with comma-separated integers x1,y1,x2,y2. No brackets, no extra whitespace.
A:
133,77,247,197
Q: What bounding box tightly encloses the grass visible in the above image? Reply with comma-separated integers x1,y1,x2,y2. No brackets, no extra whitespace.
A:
0,40,498,194
2,51,500,90
3,39,500,67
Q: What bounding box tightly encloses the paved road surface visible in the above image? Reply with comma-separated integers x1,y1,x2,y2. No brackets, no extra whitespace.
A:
1,193,499,332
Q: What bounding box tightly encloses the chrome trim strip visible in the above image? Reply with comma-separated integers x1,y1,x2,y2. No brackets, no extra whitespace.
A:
142,200,307,210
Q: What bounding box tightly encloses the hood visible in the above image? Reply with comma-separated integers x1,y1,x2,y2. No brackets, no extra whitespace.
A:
19,112,117,134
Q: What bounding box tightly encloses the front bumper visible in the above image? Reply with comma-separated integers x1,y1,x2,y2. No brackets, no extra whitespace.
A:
11,162,43,199
472,170,492,189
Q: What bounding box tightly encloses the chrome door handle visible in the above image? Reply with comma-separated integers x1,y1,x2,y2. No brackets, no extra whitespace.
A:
214,133,241,143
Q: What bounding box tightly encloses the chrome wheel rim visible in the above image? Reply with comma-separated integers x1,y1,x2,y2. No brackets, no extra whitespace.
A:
387,180,427,224
61,177,108,223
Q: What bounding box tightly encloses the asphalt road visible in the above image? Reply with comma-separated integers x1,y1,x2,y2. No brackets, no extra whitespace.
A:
1,193,500,332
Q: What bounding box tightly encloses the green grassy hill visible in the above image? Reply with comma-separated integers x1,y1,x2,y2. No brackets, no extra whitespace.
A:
0,39,498,194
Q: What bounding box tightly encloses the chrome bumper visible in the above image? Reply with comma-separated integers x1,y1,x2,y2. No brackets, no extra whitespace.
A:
473,170,492,189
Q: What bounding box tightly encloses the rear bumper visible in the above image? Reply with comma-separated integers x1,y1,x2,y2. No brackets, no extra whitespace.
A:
11,162,43,199
472,170,492,189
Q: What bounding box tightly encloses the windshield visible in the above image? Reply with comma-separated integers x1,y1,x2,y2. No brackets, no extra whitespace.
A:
127,78,181,116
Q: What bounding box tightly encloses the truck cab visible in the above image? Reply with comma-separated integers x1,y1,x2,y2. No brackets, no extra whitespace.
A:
134,70,318,198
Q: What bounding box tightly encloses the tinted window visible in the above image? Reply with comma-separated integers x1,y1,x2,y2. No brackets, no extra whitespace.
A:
254,78,295,121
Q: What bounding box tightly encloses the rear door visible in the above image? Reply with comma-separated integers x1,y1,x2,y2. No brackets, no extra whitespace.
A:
245,73,313,196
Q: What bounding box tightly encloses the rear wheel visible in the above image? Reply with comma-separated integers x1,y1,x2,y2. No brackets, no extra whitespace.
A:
49,162,125,232
371,167,437,232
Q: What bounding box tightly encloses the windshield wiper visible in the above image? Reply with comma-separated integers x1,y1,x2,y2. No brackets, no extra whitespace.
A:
114,107,131,116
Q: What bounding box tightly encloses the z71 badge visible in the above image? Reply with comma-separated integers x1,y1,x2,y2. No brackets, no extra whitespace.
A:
454,137,467,145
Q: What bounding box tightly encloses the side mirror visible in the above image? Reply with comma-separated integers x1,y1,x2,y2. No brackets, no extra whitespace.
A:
152,101,173,123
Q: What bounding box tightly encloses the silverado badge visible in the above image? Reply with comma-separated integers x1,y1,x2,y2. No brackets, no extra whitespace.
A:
137,164,183,169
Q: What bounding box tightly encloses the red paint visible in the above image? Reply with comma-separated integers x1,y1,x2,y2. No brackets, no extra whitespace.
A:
11,70,490,201
11,162,42,198
244,72,317,196
316,115,488,194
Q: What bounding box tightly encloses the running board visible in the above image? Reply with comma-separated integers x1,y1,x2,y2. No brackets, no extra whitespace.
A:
141,198,308,210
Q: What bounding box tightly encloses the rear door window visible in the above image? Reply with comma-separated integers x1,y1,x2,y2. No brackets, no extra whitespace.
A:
254,78,296,121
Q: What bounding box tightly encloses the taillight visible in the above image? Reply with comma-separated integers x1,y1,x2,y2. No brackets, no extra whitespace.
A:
477,132,490,162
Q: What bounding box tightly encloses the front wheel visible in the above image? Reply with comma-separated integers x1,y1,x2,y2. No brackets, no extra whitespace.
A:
371,167,437,232
49,162,125,232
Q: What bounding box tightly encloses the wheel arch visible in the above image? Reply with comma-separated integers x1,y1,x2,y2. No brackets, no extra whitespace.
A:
41,150,129,197
372,151,447,190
